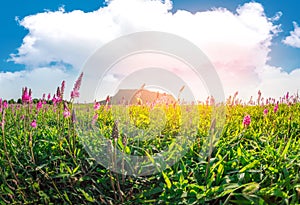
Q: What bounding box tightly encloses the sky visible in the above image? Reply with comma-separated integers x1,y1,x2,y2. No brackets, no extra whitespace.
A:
1,0,300,101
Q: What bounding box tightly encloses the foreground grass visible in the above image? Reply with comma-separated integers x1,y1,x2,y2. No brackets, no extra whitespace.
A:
0,101,300,204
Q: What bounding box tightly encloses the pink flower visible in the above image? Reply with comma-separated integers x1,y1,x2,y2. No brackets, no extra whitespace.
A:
3,101,8,109
52,95,62,106
274,104,279,113
71,72,83,99
61,80,65,98
63,108,71,118
56,87,61,100
263,108,268,115
94,102,100,110
47,93,51,101
37,100,43,111
71,90,80,99
52,95,58,106
30,120,37,128
22,87,32,104
243,115,251,127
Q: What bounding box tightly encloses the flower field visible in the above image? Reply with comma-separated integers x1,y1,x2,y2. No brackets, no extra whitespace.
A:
1,75,300,204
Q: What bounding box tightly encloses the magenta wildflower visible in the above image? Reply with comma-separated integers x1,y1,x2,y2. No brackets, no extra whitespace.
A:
30,120,37,128
56,87,62,102
61,80,65,98
63,108,71,118
22,87,32,103
47,93,51,101
52,95,58,106
71,90,80,99
274,104,279,113
94,102,100,110
263,108,268,115
37,100,43,111
243,115,251,127
71,72,83,99
3,101,8,109
63,101,71,118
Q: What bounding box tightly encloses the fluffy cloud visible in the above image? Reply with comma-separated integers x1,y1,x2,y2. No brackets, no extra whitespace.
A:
283,21,300,48
0,67,76,100
2,0,300,101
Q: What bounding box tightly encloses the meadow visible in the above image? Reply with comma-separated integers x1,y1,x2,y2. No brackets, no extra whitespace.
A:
0,75,300,204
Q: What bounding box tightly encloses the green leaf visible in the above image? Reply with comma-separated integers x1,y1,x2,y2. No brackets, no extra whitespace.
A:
78,188,95,202
239,160,259,173
281,136,292,159
72,165,80,175
242,182,260,195
162,171,172,189
237,146,242,157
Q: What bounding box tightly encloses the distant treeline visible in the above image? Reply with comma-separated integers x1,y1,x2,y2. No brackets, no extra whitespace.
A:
3,98,55,105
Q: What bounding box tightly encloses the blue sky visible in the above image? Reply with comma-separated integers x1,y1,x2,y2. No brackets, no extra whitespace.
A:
0,0,300,101
1,0,300,72
0,0,106,72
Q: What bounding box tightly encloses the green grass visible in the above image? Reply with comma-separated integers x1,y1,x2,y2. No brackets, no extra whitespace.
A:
1,97,300,204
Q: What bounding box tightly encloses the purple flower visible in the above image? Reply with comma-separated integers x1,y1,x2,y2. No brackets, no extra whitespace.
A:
94,102,100,110
3,101,8,109
37,100,43,111
263,108,268,115
63,108,71,118
243,115,251,127
63,102,70,118
71,72,83,99
30,120,37,128
52,95,58,106
274,104,279,113
61,80,65,98
71,90,80,99
22,87,32,104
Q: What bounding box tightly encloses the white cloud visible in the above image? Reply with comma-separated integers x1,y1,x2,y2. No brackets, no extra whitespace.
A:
283,21,300,48
0,67,76,100
1,0,299,101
